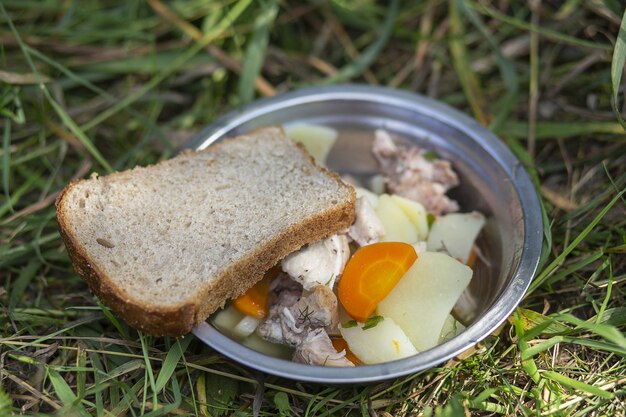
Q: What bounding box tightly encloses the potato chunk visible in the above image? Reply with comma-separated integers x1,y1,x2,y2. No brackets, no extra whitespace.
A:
390,194,429,240
426,212,485,263
377,252,472,351
285,123,338,165
375,194,418,244
340,317,418,364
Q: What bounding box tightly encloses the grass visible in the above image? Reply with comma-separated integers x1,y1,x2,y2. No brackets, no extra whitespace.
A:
1,0,625,415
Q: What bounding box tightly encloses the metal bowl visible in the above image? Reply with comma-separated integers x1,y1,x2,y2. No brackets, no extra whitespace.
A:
189,85,542,383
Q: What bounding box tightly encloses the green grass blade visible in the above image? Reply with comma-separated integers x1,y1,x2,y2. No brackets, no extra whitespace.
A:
0,3,113,174
138,331,158,411
611,9,626,131
109,380,143,416
24,46,111,99
316,390,365,417
100,359,145,385
523,335,626,358
514,312,541,384
8,258,40,311
529,185,626,293
503,135,552,272
0,169,38,219
24,45,170,152
557,313,626,349
141,376,182,417
21,314,104,348
48,369,91,417
543,371,614,399
521,335,565,359
81,0,254,131
238,0,278,104
449,0,487,125
515,308,571,337
458,0,520,131
46,93,114,173
0,232,58,269
319,0,398,85
196,372,208,417
96,301,129,339
0,86,25,124
87,350,105,417
472,2,612,51
595,262,614,324
2,119,12,212
154,337,193,393
435,395,466,417
595,307,626,327
561,171,626,222
8,141,60,167
499,121,626,139
76,345,87,401
307,389,341,415
541,250,605,288
110,379,142,416
0,384,12,416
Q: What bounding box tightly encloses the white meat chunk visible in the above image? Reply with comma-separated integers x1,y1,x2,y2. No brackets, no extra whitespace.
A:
269,272,303,305
292,328,355,367
256,274,303,345
290,285,339,331
372,129,460,215
348,197,385,246
257,284,339,347
281,235,350,290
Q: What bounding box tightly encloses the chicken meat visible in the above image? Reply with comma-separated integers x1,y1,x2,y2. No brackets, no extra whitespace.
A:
348,196,386,246
281,234,350,290
292,328,355,367
257,281,340,347
372,129,460,215
256,273,303,345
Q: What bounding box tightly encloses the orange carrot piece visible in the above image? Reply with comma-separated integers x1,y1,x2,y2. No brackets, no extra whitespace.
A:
338,242,417,322
232,266,279,319
331,337,362,365
466,247,478,268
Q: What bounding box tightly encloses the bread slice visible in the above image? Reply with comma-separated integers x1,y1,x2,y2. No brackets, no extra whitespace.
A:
56,127,355,336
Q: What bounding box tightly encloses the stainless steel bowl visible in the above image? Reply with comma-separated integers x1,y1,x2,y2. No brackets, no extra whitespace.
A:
189,85,542,383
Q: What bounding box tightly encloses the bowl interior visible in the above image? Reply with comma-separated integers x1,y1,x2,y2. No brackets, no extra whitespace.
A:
190,86,541,383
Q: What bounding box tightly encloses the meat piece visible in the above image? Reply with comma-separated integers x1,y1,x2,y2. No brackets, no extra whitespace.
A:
372,129,399,161
291,285,339,332
348,197,385,246
257,283,340,347
372,129,460,215
256,273,303,345
292,328,355,367
281,235,350,290
269,273,302,306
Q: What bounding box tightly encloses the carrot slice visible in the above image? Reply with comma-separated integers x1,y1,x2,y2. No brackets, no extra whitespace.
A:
466,247,477,268
232,266,279,319
331,336,362,365
338,242,417,322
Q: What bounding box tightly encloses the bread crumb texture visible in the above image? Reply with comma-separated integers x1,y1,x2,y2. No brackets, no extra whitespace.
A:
56,127,355,335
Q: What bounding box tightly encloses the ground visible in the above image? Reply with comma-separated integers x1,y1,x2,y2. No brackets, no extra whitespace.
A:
1,1,625,416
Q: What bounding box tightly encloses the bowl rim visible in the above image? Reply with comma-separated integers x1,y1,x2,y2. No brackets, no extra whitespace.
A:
190,84,543,383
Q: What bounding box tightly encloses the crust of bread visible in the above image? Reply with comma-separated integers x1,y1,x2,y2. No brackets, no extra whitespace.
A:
55,130,355,336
